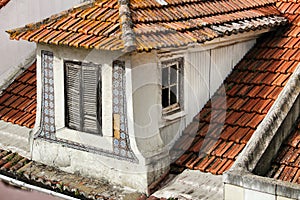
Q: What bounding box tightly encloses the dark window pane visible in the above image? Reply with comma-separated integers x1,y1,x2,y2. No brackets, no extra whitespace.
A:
170,85,177,105
162,67,169,87
170,64,177,85
162,88,169,108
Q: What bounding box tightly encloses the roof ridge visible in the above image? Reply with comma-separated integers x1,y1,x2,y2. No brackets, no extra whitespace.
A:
6,1,96,37
118,0,136,52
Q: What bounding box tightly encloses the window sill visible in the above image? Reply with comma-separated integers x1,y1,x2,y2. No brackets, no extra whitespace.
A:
160,111,186,129
56,127,113,151
162,110,186,121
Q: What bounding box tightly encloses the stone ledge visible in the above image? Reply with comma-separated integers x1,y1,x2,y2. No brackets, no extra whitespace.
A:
224,169,300,199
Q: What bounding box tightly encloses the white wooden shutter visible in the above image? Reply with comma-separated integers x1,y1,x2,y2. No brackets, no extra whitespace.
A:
65,62,82,130
82,63,101,134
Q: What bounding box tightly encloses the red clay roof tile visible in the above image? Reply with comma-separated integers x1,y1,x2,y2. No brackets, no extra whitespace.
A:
251,99,273,114
217,159,234,174
271,118,300,184
223,143,246,159
0,62,36,128
207,157,225,174
267,87,283,100
287,130,300,147
0,0,9,9
193,155,215,171
265,60,285,73
239,128,255,144
7,0,287,51
219,126,238,140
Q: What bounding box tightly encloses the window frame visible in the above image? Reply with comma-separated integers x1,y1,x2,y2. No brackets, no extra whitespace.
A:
161,57,184,115
64,60,102,135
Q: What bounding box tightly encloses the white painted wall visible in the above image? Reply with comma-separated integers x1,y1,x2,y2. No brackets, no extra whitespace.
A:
131,52,166,156
210,41,256,96
186,40,256,123
0,0,83,88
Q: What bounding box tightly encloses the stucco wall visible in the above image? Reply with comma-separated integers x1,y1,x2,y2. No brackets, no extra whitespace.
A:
0,0,82,88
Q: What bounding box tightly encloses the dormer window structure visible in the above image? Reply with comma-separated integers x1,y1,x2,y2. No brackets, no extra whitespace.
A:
6,0,289,194
64,61,102,135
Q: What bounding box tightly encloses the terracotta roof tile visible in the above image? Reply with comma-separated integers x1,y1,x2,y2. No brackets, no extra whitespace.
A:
0,0,9,9
0,62,36,128
7,0,287,51
252,99,274,114
0,148,152,200
266,116,300,185
171,1,300,174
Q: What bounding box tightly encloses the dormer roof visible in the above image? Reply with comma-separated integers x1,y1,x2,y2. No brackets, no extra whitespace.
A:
7,0,287,52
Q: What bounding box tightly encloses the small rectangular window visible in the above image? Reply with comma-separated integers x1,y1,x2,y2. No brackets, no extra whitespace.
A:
64,61,102,135
161,57,183,114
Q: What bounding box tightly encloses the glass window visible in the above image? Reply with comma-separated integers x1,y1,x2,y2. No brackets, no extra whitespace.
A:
161,57,183,114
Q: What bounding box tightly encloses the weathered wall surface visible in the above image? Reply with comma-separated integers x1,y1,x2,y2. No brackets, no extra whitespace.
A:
0,0,82,88
225,184,297,200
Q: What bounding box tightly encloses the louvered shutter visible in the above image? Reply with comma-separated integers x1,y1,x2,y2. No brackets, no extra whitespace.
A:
82,63,101,134
65,62,82,130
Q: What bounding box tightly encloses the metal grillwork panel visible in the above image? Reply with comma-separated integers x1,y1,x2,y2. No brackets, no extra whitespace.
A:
112,61,135,159
36,50,56,139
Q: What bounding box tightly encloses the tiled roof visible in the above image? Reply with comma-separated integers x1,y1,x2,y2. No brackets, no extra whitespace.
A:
0,62,36,128
8,0,123,50
171,0,300,175
264,0,300,184
0,149,148,200
7,0,287,51
268,119,300,184
0,0,10,9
